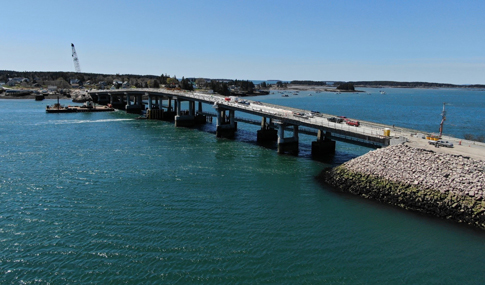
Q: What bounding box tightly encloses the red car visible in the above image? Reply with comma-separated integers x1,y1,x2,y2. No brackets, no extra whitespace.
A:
346,120,360,127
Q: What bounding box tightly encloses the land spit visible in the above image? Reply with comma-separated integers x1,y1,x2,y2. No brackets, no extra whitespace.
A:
318,144,485,229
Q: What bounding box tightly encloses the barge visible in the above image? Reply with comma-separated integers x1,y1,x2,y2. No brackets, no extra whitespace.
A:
46,100,115,113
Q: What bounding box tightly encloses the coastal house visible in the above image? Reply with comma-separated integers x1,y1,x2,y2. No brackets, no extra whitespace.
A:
96,81,107,90
70,79,81,88
113,80,123,89
6,77,29,86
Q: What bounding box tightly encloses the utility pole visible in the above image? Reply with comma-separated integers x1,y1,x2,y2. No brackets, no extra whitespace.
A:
439,102,446,138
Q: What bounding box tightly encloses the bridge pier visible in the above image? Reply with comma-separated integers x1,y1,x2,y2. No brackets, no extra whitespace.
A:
147,95,175,121
312,130,336,159
161,97,175,120
93,93,110,105
195,101,206,124
148,93,160,110
108,93,125,110
257,117,277,142
277,123,299,154
174,97,196,127
125,93,144,114
215,105,237,138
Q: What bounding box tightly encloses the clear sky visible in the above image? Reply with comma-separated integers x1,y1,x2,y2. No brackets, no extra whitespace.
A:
2,0,484,84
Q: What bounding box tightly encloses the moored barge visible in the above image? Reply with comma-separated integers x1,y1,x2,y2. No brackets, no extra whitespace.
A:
46,100,115,113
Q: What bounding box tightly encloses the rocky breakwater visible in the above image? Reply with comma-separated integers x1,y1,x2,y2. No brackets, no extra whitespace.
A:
71,90,92,103
319,144,485,229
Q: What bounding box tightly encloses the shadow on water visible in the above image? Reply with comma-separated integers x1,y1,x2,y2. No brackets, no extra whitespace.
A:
130,115,368,167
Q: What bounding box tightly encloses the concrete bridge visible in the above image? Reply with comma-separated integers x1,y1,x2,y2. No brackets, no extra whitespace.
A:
88,88,407,157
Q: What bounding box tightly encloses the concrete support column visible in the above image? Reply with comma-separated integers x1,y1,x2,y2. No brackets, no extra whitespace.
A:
176,99,181,116
311,130,336,159
124,92,144,114
174,97,195,128
229,110,235,126
168,98,173,112
137,95,142,106
257,116,277,142
148,94,152,110
217,107,222,125
189,101,195,116
194,100,206,124
278,124,284,141
215,105,236,138
276,123,298,155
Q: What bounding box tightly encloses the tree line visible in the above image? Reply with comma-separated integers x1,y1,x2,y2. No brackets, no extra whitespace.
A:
0,70,270,96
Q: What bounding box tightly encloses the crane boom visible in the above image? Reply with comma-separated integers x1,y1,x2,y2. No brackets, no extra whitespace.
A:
71,43,81,73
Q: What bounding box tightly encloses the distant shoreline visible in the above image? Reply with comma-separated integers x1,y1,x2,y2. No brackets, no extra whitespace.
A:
271,84,485,92
2,84,484,100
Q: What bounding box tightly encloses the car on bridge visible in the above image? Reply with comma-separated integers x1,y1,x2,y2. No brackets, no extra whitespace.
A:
327,117,344,123
346,120,360,127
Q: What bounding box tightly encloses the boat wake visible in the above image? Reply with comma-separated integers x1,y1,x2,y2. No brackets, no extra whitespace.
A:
35,118,134,125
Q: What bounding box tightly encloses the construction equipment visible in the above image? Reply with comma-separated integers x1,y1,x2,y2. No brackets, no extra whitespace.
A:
439,102,446,138
71,43,81,73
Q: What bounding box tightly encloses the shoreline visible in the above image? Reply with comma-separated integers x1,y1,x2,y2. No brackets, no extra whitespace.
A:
271,84,485,92
318,144,485,229
3,84,483,100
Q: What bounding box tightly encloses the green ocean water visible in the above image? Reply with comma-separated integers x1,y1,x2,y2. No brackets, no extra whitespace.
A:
1,88,485,284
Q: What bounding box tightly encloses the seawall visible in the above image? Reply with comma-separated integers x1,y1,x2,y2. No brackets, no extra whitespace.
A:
318,144,485,229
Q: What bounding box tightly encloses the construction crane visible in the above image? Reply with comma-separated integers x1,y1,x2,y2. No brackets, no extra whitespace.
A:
71,43,81,73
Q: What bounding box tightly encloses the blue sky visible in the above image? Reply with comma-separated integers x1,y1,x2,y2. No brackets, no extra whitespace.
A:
1,0,484,84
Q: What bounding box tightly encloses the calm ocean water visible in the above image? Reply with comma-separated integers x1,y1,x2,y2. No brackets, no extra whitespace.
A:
1,88,485,284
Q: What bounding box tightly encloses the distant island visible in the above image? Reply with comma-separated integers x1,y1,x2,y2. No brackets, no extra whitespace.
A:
290,80,485,89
